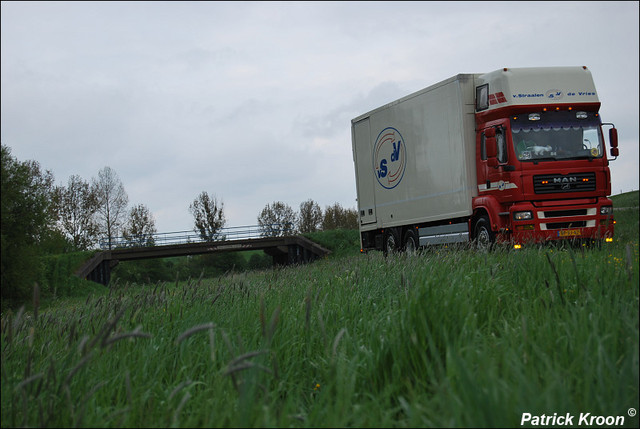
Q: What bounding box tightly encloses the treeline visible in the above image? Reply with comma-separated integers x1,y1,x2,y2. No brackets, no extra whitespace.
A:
190,192,358,240
258,199,357,234
2,144,161,300
1,144,357,301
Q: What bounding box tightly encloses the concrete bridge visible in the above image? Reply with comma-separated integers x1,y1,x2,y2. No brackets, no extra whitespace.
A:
75,226,331,286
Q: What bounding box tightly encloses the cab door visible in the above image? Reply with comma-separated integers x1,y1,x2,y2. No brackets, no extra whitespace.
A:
477,122,516,202
476,128,491,192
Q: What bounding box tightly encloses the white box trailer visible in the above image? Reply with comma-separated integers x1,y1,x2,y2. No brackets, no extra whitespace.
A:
351,74,479,249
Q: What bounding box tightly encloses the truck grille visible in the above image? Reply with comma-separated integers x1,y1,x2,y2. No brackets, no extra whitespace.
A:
543,209,587,218
533,172,596,194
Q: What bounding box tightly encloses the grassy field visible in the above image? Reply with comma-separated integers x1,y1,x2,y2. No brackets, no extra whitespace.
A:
1,192,638,428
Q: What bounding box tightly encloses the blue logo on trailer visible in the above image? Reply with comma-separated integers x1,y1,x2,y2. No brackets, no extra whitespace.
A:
373,127,406,189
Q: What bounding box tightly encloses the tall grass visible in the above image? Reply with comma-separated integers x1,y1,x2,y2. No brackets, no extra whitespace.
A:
1,199,638,427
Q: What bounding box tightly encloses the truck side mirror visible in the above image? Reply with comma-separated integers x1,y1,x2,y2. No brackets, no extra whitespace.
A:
610,147,619,157
609,128,618,148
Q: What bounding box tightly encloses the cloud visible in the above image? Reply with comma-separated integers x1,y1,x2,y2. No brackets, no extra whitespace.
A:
2,1,638,234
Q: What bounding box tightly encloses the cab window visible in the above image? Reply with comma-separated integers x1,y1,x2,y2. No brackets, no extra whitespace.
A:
496,128,507,164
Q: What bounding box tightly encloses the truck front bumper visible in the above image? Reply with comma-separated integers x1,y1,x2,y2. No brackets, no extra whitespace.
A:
506,198,615,245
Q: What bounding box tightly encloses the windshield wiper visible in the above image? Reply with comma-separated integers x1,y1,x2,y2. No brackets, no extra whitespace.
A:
532,157,557,164
532,155,594,164
562,156,594,162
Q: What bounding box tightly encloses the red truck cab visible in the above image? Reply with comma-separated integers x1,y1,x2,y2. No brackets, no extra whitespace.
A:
472,67,618,248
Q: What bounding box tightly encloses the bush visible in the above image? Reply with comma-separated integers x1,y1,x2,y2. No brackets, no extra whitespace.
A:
40,251,105,297
304,228,360,258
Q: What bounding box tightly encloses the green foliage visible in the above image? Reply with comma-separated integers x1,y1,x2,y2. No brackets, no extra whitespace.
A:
246,251,272,270
189,191,226,241
609,191,639,246
258,201,297,236
1,251,106,312
304,228,360,258
1,145,57,300
322,202,358,230
40,251,106,297
122,203,157,247
38,228,73,255
2,190,636,427
56,174,101,250
2,220,637,427
611,190,639,208
192,252,247,278
111,258,176,285
298,199,323,233
111,252,250,285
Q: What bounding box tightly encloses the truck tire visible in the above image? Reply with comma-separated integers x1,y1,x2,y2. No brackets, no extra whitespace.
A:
403,228,419,253
383,228,402,255
474,216,495,251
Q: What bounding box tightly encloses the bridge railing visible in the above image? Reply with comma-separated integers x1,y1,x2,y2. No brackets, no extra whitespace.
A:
99,223,295,250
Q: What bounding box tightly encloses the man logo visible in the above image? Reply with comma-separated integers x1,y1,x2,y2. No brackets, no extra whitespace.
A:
373,127,406,189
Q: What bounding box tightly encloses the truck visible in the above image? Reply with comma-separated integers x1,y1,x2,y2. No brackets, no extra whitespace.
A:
351,66,620,252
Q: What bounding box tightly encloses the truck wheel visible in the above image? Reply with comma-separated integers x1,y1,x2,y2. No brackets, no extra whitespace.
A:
404,229,419,254
474,216,495,251
383,228,402,255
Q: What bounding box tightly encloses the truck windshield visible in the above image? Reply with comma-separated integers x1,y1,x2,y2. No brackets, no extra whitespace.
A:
511,111,603,162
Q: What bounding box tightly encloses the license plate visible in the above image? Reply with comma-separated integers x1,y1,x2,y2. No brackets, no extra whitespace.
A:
558,229,581,237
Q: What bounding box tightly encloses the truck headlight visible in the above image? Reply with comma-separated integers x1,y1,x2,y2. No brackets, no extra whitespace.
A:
600,206,613,215
513,211,533,221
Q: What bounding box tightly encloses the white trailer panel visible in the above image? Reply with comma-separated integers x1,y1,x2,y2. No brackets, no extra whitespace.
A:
352,74,479,232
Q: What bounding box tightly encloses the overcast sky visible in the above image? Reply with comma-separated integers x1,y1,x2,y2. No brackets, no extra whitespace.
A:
2,1,638,234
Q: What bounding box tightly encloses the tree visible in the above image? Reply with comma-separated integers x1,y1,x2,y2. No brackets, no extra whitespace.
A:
55,174,100,250
322,202,359,230
247,252,272,270
122,203,157,247
189,192,226,241
92,166,129,250
258,201,297,237
343,207,359,229
298,199,323,233
1,144,57,299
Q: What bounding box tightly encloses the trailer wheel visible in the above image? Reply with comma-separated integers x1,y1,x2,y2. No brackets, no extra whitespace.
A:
474,216,495,251
383,228,402,255
403,229,419,254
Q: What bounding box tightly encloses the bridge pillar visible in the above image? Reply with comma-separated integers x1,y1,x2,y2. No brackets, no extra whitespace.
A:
88,259,111,286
